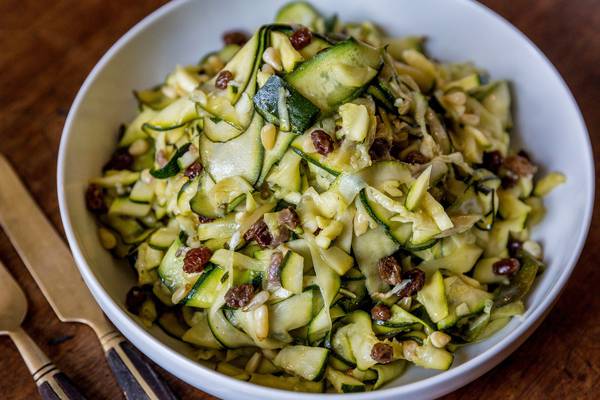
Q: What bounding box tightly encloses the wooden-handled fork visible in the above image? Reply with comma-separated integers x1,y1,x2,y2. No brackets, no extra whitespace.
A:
0,260,86,399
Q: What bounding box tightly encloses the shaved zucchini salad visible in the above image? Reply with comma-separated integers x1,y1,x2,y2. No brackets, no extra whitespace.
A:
86,1,566,393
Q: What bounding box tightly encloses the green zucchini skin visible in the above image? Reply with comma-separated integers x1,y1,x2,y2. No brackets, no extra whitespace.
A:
150,143,191,179
253,75,320,134
184,264,226,308
359,189,439,252
273,345,329,381
285,38,383,114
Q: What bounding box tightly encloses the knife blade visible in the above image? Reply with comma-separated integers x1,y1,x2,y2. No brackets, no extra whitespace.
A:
0,154,177,400
0,157,107,332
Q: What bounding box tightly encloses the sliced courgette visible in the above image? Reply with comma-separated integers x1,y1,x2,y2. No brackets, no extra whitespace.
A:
275,1,323,31
200,111,264,185
269,290,313,342
108,197,151,218
326,367,366,393
274,345,329,381
253,75,320,134
437,275,494,329
286,38,382,114
352,225,399,294
208,307,255,348
150,143,191,179
416,270,448,323
143,97,198,131
280,251,305,294
248,373,324,393
184,264,226,308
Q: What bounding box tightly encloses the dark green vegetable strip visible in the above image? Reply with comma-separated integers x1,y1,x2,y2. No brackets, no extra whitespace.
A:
367,85,395,112
253,75,320,134
150,143,191,179
494,250,543,307
285,38,383,113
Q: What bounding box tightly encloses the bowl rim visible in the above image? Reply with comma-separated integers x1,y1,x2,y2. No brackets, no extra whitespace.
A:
57,0,595,398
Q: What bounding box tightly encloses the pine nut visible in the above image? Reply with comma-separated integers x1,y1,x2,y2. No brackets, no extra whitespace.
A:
260,123,277,150
128,138,149,156
261,63,275,75
262,47,282,72
461,113,480,126
402,340,418,361
430,331,451,348
171,285,188,304
161,85,177,98
253,304,269,340
261,349,277,361
445,91,467,105
354,210,370,237
455,302,470,317
523,240,542,259
244,352,262,374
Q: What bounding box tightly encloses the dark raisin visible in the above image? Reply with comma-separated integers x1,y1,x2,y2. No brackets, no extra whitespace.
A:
125,287,147,314
279,207,300,230
254,228,274,248
259,182,272,199
389,141,404,160
290,26,312,50
396,268,426,298
85,184,106,213
222,30,248,46
184,162,203,179
404,151,429,165
183,247,213,274
503,155,537,177
224,284,255,308
482,150,503,174
369,138,389,160
501,174,518,189
215,70,234,89
370,343,394,364
311,130,334,156
378,256,402,286
371,304,392,321
268,251,284,288
271,226,291,248
104,148,133,171
518,149,531,161
507,240,523,258
198,215,215,224
493,258,520,275
243,218,273,248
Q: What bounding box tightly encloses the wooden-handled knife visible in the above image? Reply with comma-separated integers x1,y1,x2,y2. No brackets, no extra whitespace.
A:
0,154,177,400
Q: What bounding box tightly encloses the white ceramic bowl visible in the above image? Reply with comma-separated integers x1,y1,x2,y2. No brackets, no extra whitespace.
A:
57,0,594,398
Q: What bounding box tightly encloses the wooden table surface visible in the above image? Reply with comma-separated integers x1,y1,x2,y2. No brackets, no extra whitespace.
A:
0,0,597,399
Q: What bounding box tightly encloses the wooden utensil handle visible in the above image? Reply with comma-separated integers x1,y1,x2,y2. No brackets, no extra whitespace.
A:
37,370,87,400
101,331,177,400
9,327,87,399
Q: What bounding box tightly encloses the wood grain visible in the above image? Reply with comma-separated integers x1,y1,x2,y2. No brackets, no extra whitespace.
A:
0,1,597,399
